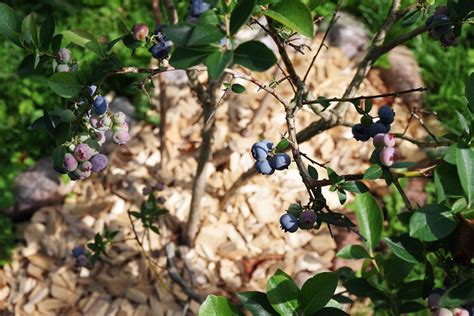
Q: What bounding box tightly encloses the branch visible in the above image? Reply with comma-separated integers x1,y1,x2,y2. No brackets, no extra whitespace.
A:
394,133,453,148
304,87,427,105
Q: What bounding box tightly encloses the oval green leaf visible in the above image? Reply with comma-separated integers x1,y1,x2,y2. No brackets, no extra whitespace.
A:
263,0,314,37
266,269,301,315
47,72,82,98
409,204,458,241
62,29,104,56
234,41,277,72
230,0,257,34
198,295,239,316
236,291,278,316
353,192,383,250
456,147,474,207
301,272,339,315
336,244,370,260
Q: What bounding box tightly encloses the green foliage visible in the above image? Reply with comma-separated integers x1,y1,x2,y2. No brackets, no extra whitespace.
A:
0,212,14,266
130,193,168,235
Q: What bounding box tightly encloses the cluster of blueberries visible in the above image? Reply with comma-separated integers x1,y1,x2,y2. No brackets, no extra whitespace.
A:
55,85,130,180
427,288,472,316
425,7,458,47
131,23,173,60
71,246,88,267
251,140,291,175
352,105,398,167
56,48,75,73
280,209,317,233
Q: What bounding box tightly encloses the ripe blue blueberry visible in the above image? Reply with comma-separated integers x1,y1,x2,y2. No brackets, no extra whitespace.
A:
280,213,298,233
87,85,97,97
93,95,108,115
255,159,274,175
298,210,317,229
378,105,395,124
63,153,78,172
271,153,291,170
76,255,89,267
90,154,109,172
150,41,171,60
190,0,212,17
251,140,273,161
368,121,389,137
352,124,370,141
57,48,71,64
72,246,85,258
54,165,68,174
74,143,93,162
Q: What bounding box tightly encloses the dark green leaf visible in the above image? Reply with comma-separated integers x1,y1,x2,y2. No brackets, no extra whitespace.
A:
62,29,104,56
51,34,62,53
308,165,318,180
130,211,141,218
455,111,470,134
54,122,72,145
364,165,382,180
39,14,55,51
439,279,474,308
341,181,369,193
264,0,314,37
465,72,474,113
52,146,66,169
234,41,277,72
456,147,474,207
231,83,246,93
150,225,161,235
344,278,387,302
332,294,353,304
383,237,419,264
397,280,424,300
198,295,239,316
399,301,426,313
169,46,214,69
318,212,356,228
205,50,233,79
21,14,38,47
337,189,347,205
43,110,56,137
336,244,370,260
301,272,339,315
391,161,417,169
47,72,82,98
188,23,225,46
435,162,464,202
314,308,348,316
236,291,278,316
266,269,301,315
409,204,458,241
353,192,383,249
230,0,257,34
383,253,415,285
162,24,194,47
0,3,22,46
443,144,457,164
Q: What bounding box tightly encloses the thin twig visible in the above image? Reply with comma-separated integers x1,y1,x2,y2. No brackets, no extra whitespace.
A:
392,176,414,211
394,133,453,148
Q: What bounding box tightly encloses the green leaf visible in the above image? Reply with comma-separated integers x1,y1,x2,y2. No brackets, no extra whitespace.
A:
300,272,339,315
21,14,38,47
62,29,104,56
397,280,424,300
344,278,387,302
275,139,290,152
52,146,66,169
0,3,22,46
398,301,426,313
47,72,82,98
236,291,278,316
263,0,314,37
337,189,347,205
336,244,370,260
353,192,383,250
435,162,465,202
455,111,470,134
162,23,194,46
230,0,257,34
384,237,419,264
439,279,474,308
43,110,56,137
234,41,277,72
198,295,239,316
205,50,233,79
169,46,214,69
231,83,246,93
364,165,383,180
39,13,55,51
266,269,301,315
391,161,417,169
456,147,474,207
54,122,72,145
314,308,349,316
341,181,369,193
188,23,225,46
465,72,474,113
308,165,318,180
409,204,458,241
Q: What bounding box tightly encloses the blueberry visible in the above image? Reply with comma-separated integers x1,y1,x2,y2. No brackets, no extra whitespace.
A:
251,140,273,161
271,153,291,170
63,153,78,172
72,246,85,258
70,168,91,180
74,143,93,162
53,165,68,174
56,64,70,73
90,154,109,172
373,133,395,148
440,31,458,47
76,255,89,267
379,147,397,167
280,213,298,233
190,0,212,17
378,105,395,124
352,124,370,141
57,48,71,64
255,159,274,175
427,291,443,310
113,130,131,145
112,111,126,125
93,95,108,115
298,210,317,229
132,23,149,41
87,85,97,97
97,115,112,131
93,131,106,145
150,41,171,60
369,121,389,137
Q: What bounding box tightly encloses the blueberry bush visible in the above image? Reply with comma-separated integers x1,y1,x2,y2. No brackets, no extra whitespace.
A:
1,0,473,315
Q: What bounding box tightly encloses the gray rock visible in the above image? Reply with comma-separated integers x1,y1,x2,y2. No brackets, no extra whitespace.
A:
327,12,370,60
10,157,75,217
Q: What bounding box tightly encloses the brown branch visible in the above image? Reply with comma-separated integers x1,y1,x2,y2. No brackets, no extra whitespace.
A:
394,133,453,148
392,176,414,211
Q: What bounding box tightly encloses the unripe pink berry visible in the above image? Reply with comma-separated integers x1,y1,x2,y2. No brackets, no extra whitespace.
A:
74,143,93,161
379,147,397,167
112,111,126,125
132,24,149,41
373,133,396,148
113,130,131,145
453,308,469,316
63,153,78,172
433,308,453,316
